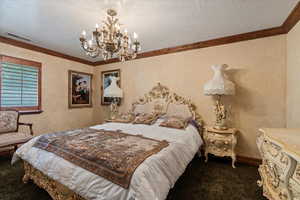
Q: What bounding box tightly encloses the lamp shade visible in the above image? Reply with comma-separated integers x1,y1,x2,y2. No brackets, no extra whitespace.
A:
103,76,123,98
204,64,235,96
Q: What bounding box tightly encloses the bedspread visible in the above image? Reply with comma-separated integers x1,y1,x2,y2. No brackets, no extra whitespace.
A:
34,128,169,188
12,119,202,200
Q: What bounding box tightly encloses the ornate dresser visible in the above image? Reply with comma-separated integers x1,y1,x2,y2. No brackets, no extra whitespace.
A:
257,128,300,200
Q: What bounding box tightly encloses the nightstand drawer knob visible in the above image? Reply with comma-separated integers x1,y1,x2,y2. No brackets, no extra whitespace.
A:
225,141,228,145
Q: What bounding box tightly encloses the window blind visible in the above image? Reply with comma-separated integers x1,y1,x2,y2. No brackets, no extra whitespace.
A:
1,62,39,108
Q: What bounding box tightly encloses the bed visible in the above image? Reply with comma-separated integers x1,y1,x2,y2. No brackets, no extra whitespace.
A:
12,83,203,200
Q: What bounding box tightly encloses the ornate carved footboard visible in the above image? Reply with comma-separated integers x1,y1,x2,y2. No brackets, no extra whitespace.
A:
23,161,85,200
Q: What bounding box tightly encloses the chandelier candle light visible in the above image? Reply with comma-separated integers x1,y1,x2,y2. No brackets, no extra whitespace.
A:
80,9,141,61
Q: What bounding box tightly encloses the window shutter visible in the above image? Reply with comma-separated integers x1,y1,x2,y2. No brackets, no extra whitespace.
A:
1,62,39,108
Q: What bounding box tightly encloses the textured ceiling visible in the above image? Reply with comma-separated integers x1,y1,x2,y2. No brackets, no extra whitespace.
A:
0,0,299,61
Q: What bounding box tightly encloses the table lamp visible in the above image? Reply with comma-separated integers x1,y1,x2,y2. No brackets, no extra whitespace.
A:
204,64,235,130
103,76,123,120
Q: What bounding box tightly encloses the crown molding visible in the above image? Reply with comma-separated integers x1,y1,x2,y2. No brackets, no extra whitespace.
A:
94,26,286,66
94,26,285,66
282,2,300,33
0,2,299,67
0,36,94,66
95,2,300,66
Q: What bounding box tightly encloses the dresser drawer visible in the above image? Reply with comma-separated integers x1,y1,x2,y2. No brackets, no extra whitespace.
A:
261,138,290,171
292,164,300,184
257,128,300,200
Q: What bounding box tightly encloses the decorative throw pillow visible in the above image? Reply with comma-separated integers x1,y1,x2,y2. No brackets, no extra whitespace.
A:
166,103,192,119
132,113,160,125
133,102,155,115
107,112,135,123
159,116,189,130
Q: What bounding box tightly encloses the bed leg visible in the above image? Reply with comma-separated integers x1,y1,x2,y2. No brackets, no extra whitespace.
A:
23,174,30,184
197,149,202,157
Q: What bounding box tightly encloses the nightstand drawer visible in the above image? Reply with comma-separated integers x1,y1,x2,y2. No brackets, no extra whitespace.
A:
204,127,238,168
205,138,232,148
204,133,233,144
206,145,232,156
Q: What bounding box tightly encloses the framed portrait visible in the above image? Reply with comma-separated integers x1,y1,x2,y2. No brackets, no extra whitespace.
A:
101,69,121,105
68,70,93,108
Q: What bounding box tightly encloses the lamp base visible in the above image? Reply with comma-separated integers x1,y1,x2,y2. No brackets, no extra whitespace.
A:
109,98,119,120
213,95,229,131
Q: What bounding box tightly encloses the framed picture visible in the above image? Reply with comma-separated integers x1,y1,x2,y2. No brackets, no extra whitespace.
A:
101,69,121,105
68,70,93,108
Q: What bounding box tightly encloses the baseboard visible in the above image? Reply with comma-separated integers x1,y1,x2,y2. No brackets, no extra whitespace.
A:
237,155,262,166
0,147,14,156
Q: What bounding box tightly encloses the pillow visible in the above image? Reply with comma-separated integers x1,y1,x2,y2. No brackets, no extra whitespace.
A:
133,102,155,115
132,113,160,125
159,116,189,130
106,112,135,123
166,103,192,119
133,98,168,115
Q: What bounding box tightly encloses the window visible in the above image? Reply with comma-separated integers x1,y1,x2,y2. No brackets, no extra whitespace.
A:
0,55,41,112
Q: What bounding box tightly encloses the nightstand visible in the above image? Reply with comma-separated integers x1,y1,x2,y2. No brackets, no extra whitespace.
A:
203,127,238,168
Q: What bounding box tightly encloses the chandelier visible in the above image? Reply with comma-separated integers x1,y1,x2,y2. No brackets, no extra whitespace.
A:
79,9,141,62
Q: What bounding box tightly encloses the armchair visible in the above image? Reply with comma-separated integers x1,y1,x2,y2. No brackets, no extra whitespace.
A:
0,110,33,151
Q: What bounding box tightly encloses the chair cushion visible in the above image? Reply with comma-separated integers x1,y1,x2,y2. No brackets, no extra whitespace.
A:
0,132,32,148
0,111,18,133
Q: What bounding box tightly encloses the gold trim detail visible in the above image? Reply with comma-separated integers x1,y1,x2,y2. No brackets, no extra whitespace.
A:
23,161,85,200
257,129,300,200
130,83,203,128
259,128,300,158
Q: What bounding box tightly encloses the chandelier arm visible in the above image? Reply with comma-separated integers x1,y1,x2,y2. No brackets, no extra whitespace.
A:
80,42,100,54
88,50,101,58
79,9,141,61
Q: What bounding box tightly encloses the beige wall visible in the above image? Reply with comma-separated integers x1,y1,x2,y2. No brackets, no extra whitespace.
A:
0,34,288,158
287,21,300,128
94,35,287,159
0,43,96,135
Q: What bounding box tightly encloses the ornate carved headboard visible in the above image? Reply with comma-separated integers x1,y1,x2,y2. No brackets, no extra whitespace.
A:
130,83,203,128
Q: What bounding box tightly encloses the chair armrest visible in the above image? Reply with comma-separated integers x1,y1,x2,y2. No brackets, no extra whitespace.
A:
18,122,33,135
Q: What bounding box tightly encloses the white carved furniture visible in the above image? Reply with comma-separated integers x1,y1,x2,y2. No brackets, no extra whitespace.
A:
203,127,238,168
257,128,300,200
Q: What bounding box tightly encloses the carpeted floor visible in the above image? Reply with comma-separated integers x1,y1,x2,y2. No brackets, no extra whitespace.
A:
0,154,266,200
